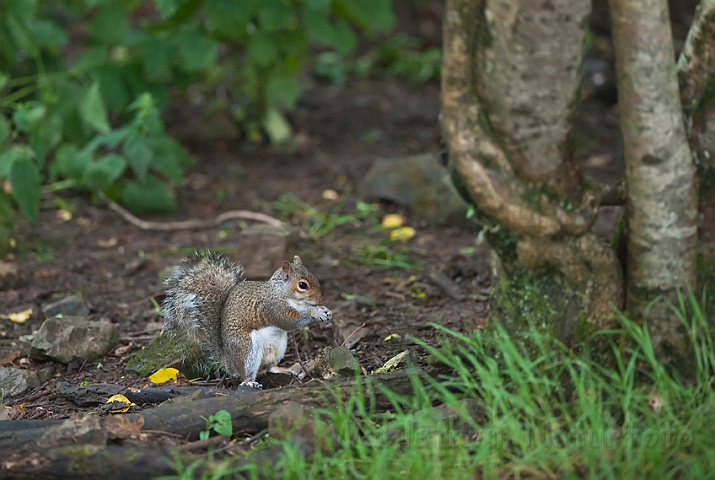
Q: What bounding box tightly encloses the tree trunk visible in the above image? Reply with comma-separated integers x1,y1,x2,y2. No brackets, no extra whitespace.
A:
442,0,624,344
679,0,715,261
609,0,698,363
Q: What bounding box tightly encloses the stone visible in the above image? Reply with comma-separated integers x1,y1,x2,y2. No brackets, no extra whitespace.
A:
0,367,51,397
41,295,90,317
312,346,360,379
358,153,469,224
30,316,119,364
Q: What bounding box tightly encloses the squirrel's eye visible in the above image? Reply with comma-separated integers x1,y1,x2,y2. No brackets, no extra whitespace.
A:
298,281,308,291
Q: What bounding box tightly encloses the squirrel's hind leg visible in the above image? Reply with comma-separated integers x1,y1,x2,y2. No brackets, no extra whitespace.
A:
254,326,289,374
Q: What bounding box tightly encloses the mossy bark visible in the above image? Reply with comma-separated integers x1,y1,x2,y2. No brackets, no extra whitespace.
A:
442,0,624,347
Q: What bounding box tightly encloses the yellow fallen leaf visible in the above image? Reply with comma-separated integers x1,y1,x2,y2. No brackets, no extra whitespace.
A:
149,367,179,384
381,214,405,228
57,209,72,221
390,226,416,243
107,394,135,413
384,333,400,341
1,307,32,324
322,189,339,201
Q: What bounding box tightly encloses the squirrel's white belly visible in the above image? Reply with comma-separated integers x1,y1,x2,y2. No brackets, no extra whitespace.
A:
251,326,288,372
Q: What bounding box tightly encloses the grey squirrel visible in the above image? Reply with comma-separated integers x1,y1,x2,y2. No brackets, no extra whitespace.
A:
162,251,332,389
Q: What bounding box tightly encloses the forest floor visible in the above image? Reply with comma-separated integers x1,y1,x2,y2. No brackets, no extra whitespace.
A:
0,0,697,451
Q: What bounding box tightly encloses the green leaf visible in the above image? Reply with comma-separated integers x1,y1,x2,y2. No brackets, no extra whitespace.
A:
26,19,69,48
302,9,355,54
80,81,111,134
208,410,233,436
175,28,218,72
12,103,46,133
93,66,130,112
7,0,37,22
0,116,11,145
265,77,301,110
9,159,40,223
258,0,294,32
84,154,127,191
331,19,356,55
0,144,34,178
304,0,330,12
140,37,173,80
205,0,251,40
71,46,108,73
90,2,130,45
121,175,175,213
151,137,189,185
51,144,92,179
123,133,152,180
334,0,394,32
246,33,277,67
39,114,63,153
263,108,292,144
5,14,33,52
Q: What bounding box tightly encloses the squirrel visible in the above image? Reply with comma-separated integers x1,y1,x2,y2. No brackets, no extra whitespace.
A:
162,251,332,389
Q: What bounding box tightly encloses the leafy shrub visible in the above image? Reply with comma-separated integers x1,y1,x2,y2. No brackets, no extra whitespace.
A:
0,0,395,234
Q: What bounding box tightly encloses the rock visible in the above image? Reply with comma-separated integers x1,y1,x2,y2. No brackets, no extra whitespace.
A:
37,414,107,448
41,295,90,317
358,153,469,224
0,261,20,290
234,228,289,279
30,316,119,364
312,346,360,379
0,367,52,397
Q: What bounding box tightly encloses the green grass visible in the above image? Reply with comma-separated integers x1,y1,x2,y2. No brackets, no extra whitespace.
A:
166,289,715,479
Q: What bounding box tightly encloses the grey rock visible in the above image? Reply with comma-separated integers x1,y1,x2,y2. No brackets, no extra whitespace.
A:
30,316,119,363
312,346,360,379
0,367,51,397
358,153,469,224
41,295,90,317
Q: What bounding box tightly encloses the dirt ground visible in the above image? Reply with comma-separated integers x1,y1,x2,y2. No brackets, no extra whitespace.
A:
0,0,697,427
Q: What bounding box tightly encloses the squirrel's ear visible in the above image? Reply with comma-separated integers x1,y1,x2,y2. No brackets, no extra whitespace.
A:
281,260,293,280
293,255,302,265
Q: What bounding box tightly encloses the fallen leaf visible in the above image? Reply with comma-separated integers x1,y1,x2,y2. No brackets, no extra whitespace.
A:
104,414,144,438
390,226,416,243
0,351,19,366
97,238,118,248
322,189,339,201
148,367,179,384
647,391,664,412
381,214,405,228
106,394,135,413
56,209,72,221
1,307,32,323
384,333,401,342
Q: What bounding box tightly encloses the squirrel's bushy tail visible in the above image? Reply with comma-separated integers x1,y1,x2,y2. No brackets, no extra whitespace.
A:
162,251,244,362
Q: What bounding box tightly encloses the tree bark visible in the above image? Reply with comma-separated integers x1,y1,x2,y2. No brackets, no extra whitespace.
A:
609,0,698,361
442,0,624,341
678,0,715,259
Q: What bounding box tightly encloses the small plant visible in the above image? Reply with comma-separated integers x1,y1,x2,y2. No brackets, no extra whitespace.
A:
346,239,417,270
199,409,233,440
272,192,378,239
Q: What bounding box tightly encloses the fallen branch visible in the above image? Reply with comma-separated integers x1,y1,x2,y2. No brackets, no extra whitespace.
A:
96,191,286,231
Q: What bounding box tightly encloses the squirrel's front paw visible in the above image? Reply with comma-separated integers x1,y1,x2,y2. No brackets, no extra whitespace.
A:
239,380,263,390
317,305,332,322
